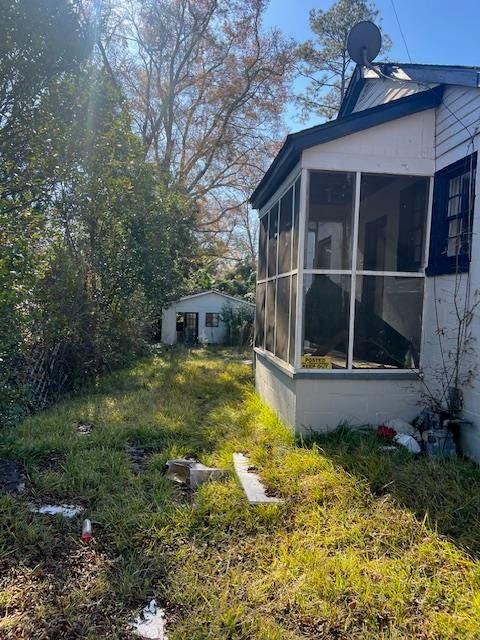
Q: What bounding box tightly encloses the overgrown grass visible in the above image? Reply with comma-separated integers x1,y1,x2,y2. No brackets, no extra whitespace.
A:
1,347,480,638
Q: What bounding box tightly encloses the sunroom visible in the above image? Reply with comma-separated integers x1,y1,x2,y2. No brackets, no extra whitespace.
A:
251,86,444,433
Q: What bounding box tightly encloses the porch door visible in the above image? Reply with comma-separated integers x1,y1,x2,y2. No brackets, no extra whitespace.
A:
183,312,198,343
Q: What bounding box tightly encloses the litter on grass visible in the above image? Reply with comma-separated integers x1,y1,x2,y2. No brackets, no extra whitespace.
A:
30,504,83,518
75,421,94,435
165,459,228,488
131,599,166,639
233,453,283,505
394,433,421,454
0,459,27,494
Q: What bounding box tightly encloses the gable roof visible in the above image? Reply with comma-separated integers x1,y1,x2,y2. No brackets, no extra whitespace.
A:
249,85,443,211
339,62,480,117
175,290,254,307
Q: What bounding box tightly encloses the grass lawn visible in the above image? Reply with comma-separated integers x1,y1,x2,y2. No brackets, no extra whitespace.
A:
1,347,480,639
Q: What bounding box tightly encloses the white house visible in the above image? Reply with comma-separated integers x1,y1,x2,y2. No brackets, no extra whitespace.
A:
161,290,254,345
250,62,480,461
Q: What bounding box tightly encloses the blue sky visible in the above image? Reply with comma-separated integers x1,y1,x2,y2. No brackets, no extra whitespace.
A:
264,0,479,130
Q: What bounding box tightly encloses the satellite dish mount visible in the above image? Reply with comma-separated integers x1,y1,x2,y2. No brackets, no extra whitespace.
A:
347,21,390,79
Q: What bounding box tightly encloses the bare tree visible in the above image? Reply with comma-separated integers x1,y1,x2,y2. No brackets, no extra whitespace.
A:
98,0,293,234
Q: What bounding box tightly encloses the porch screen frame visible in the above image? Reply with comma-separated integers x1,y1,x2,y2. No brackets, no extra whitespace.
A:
297,170,434,372
255,170,302,368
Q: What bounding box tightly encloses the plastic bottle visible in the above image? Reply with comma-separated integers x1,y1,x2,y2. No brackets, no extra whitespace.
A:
81,518,93,542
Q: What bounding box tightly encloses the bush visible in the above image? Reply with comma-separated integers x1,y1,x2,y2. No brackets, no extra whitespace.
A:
220,304,254,347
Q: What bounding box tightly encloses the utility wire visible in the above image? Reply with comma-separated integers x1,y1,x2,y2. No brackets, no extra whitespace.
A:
389,0,413,63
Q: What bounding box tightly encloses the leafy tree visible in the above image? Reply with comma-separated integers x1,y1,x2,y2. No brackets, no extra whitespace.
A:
296,0,391,120
0,0,87,422
0,2,197,422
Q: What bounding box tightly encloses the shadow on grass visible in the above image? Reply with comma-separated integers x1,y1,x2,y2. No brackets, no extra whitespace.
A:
303,426,480,558
0,346,254,639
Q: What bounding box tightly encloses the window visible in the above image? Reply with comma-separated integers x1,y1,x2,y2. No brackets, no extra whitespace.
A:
302,171,430,370
255,283,265,348
427,153,477,276
353,276,424,369
303,274,350,368
255,175,301,365
265,280,276,352
258,214,268,280
275,276,290,361
289,274,297,366
278,187,293,274
357,174,428,272
306,171,354,269
205,313,219,327
268,203,279,278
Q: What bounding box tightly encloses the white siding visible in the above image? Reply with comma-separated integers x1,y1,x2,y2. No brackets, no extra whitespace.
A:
422,158,480,461
435,85,480,168
302,109,435,176
353,79,436,113
161,292,252,345
296,377,421,434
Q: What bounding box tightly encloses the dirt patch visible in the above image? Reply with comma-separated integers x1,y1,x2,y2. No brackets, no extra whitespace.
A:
125,445,155,474
36,452,66,473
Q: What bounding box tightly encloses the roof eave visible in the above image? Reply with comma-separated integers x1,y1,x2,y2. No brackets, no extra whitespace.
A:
250,84,444,211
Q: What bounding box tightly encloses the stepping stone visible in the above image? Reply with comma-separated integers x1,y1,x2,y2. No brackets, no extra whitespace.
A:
233,453,283,505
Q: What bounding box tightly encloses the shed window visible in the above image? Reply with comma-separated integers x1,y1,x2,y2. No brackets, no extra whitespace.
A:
205,313,219,327
427,153,477,276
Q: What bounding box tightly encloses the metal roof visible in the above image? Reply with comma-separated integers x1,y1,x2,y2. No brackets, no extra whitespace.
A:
174,290,254,307
339,62,480,117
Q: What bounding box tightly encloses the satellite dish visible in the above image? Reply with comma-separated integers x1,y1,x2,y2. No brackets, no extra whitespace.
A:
347,21,382,66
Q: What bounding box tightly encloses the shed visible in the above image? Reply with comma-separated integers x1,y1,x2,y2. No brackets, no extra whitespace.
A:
161,290,254,345
250,62,480,461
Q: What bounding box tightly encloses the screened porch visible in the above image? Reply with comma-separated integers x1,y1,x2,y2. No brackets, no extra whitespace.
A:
254,169,433,374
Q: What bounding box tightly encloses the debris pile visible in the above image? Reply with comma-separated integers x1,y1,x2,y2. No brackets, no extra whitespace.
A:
165,458,227,488
377,410,465,458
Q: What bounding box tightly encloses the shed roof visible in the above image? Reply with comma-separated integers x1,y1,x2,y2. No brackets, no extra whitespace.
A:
173,290,254,307
249,85,443,211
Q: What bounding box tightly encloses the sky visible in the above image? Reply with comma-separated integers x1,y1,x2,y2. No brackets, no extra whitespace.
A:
264,0,480,130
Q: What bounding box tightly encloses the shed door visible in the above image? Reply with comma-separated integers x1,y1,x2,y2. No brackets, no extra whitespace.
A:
183,312,198,343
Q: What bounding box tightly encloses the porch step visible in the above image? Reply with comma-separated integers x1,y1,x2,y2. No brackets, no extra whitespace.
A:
233,453,283,505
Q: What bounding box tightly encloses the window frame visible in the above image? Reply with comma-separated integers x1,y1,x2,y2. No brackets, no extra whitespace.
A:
299,170,433,373
205,312,219,328
427,152,477,277
254,172,301,366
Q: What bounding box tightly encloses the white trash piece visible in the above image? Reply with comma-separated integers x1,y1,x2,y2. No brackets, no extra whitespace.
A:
31,504,83,518
384,418,421,441
394,434,421,454
131,599,166,639
233,453,283,505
